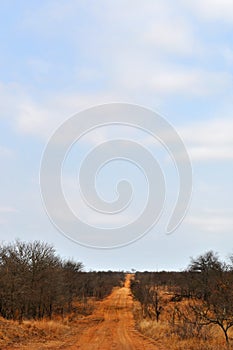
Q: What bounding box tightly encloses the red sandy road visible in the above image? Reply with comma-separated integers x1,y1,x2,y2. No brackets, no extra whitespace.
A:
72,274,158,350
7,275,160,350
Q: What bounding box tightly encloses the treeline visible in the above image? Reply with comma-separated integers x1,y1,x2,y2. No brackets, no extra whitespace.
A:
131,251,233,344
0,240,124,322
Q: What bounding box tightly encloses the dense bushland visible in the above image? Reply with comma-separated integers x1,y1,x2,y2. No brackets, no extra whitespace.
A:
0,240,124,321
131,251,233,348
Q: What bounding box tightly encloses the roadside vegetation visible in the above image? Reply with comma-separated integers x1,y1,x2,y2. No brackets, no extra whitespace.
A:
0,240,124,348
2,241,233,349
131,251,233,350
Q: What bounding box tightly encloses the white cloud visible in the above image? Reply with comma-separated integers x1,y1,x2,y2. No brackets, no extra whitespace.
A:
142,18,200,56
0,146,14,158
187,146,233,161
179,117,233,161
114,56,232,96
150,69,231,96
0,0,232,142
0,206,18,213
0,1,232,143
20,1,230,98
0,82,26,120
1,80,232,165
186,212,233,232
8,88,117,139
18,102,53,136
0,207,18,226
183,0,233,23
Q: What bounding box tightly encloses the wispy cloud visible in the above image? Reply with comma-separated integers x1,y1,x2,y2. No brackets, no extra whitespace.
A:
142,18,199,56
0,146,14,158
0,0,233,268
186,212,233,232
0,207,18,227
0,206,18,213
179,117,233,161
183,0,233,23
117,65,232,97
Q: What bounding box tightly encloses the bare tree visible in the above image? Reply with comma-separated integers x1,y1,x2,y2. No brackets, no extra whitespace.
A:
131,273,164,322
179,252,233,345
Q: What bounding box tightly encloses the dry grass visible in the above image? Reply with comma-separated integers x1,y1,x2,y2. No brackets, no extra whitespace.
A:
137,318,228,350
0,299,97,349
133,297,233,350
0,316,72,348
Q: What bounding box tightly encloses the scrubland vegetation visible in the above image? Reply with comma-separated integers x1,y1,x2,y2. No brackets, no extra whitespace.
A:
0,240,124,322
0,240,124,348
2,241,233,349
131,251,233,349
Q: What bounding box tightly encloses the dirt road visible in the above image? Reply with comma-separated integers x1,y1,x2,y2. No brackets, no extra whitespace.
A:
71,274,157,350
8,275,158,350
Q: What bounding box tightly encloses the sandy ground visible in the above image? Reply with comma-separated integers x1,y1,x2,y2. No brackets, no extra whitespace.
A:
8,275,160,350
71,274,158,350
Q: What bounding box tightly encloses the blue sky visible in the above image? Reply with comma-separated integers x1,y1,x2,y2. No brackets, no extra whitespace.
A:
0,0,233,271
